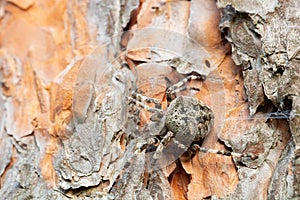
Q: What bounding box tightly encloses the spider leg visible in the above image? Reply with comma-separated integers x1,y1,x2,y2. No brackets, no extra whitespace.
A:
127,91,165,123
166,74,205,102
138,137,159,152
191,144,258,160
127,96,162,113
132,91,162,109
153,131,175,159
168,85,200,96
153,131,189,159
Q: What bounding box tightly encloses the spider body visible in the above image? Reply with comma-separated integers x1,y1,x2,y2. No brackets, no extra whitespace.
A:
131,76,214,159
165,96,214,143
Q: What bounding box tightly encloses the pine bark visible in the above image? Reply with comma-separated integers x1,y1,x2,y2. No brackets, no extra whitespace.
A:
0,0,299,199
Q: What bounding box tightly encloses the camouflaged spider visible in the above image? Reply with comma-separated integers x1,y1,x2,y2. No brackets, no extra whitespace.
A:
128,74,258,160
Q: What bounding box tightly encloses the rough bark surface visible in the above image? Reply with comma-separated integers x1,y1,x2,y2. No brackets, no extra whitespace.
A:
0,0,299,199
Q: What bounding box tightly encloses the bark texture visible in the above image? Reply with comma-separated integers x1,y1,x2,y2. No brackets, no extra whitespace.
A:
0,0,299,199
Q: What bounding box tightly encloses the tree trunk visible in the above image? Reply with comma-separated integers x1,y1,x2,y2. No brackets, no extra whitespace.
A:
0,0,299,199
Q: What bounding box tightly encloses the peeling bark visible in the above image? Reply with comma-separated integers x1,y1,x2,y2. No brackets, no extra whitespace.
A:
0,0,299,199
